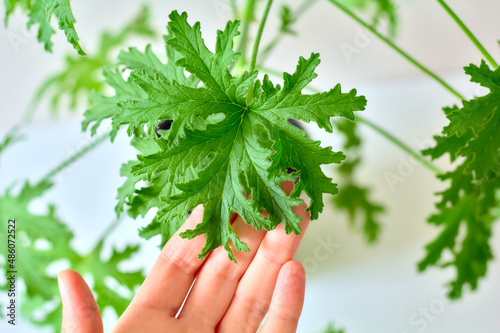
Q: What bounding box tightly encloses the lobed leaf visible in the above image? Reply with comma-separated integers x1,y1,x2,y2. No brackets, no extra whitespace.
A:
85,11,366,261
420,60,500,298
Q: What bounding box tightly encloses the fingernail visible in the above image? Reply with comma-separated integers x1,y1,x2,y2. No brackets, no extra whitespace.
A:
58,276,68,305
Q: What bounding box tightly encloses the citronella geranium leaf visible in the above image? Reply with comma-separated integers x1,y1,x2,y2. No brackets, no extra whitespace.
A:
85,11,366,261
419,60,500,298
29,6,155,119
5,0,84,54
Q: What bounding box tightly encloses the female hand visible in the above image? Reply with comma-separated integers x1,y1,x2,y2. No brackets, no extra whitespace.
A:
58,181,310,333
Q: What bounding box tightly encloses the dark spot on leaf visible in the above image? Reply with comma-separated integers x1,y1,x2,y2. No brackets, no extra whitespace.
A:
287,118,303,131
155,119,173,138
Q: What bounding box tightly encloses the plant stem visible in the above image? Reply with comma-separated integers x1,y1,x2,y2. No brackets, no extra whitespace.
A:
230,0,238,17
39,131,110,183
236,0,257,68
257,65,443,175
256,65,283,78
249,0,274,72
94,217,123,248
355,116,443,175
295,0,318,19
436,0,498,69
326,0,465,101
259,0,318,64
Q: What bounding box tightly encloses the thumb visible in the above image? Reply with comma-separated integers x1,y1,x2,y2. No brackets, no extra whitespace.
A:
58,269,104,333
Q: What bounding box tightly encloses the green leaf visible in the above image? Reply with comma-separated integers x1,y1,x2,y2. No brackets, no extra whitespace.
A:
115,136,159,216
334,182,383,242
321,322,346,333
0,127,24,156
83,23,202,138
6,0,85,54
28,5,155,119
332,119,383,243
0,180,73,331
46,0,85,55
420,60,500,298
82,67,145,137
73,241,145,315
0,176,144,330
278,5,297,35
116,160,143,215
90,11,366,261
341,0,398,35
26,0,56,52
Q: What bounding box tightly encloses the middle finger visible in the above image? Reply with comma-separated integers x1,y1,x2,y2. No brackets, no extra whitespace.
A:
218,202,310,333
177,215,266,328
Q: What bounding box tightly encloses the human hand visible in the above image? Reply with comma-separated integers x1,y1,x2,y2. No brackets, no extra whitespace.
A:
58,181,310,333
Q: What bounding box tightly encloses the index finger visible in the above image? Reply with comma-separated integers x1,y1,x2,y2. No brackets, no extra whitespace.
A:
129,206,208,317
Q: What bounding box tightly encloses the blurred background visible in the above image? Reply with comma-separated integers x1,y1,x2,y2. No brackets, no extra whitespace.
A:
1,0,500,332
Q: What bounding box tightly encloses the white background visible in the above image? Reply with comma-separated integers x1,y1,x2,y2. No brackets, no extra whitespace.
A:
1,0,500,332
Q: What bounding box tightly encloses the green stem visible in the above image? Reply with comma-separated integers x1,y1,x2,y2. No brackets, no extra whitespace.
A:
436,0,498,69
295,0,318,18
94,218,122,248
39,131,110,183
257,65,443,175
256,65,284,78
356,116,443,175
326,0,465,101
230,0,238,17
249,0,274,72
236,0,257,68
259,0,318,64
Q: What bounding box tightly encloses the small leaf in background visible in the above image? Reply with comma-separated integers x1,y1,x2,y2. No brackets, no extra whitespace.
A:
332,119,383,243
419,60,500,299
72,241,145,316
5,0,85,55
0,135,145,332
341,0,398,35
26,5,156,120
0,181,146,331
279,5,298,36
322,322,346,333
0,126,24,156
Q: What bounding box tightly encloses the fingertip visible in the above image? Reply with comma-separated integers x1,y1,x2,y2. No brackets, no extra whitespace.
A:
58,269,103,333
192,204,204,215
58,270,84,307
260,260,306,333
278,260,306,294
281,260,306,279
188,204,205,221
58,269,91,296
58,269,79,283
178,204,205,234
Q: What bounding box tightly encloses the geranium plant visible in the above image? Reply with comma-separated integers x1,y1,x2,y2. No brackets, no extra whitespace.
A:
1,0,498,331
